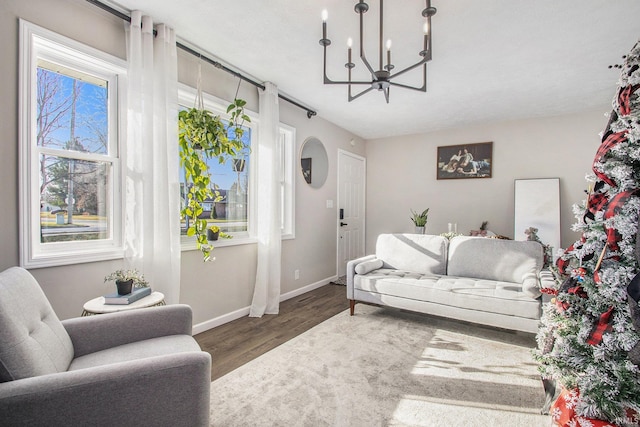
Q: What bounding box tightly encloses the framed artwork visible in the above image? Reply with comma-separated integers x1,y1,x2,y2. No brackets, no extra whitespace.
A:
301,157,312,184
437,141,493,180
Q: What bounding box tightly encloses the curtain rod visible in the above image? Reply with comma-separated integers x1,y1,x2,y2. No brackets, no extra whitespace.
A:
86,0,317,118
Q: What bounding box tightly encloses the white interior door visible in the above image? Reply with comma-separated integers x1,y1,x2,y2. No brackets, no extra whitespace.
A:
337,150,366,277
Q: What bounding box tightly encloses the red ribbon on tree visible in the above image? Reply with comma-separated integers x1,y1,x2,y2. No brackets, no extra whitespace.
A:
586,306,614,346
618,84,639,116
593,130,627,188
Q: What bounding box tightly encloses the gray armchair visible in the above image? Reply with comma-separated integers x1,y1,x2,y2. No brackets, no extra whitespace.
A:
0,267,211,427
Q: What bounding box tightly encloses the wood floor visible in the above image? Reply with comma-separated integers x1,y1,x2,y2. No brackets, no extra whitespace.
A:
195,283,349,381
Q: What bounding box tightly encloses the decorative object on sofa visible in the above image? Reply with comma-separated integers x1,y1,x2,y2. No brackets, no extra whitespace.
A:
318,0,437,103
104,268,149,295
439,231,461,240
524,227,553,268
534,42,640,427
347,234,550,333
179,68,250,262
470,220,495,237
0,267,211,425
436,142,493,179
410,208,429,233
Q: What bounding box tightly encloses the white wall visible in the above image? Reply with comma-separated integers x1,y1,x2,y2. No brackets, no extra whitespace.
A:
1,0,365,324
365,109,608,253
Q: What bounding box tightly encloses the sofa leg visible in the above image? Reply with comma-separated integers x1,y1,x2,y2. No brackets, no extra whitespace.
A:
349,299,355,316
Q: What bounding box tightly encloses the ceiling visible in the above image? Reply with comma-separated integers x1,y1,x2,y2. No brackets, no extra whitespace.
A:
105,0,640,140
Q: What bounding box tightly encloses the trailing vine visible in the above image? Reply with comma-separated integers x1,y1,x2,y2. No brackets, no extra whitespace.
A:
178,99,250,261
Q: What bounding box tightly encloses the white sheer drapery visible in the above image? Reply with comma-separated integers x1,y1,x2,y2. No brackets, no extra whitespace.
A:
249,82,282,317
124,12,181,304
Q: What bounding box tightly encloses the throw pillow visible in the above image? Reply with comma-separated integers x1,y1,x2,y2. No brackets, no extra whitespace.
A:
355,259,384,275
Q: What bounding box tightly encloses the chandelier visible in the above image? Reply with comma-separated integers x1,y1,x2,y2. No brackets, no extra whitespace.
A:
319,0,437,103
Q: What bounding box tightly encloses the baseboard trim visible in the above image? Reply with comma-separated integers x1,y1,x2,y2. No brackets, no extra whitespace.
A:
192,275,338,335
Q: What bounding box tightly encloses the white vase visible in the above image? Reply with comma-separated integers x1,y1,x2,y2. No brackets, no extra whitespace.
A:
415,226,425,234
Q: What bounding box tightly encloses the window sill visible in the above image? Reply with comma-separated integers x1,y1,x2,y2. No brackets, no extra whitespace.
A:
180,236,258,252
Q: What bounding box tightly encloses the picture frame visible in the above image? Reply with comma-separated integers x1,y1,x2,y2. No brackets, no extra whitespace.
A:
301,157,312,184
437,142,493,180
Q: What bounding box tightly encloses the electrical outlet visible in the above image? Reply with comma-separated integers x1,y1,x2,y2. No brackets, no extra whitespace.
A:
294,270,300,280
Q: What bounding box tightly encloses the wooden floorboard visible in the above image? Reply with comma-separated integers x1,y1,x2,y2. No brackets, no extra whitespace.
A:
195,283,348,381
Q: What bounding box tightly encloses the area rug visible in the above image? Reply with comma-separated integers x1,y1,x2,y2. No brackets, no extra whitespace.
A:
209,304,549,426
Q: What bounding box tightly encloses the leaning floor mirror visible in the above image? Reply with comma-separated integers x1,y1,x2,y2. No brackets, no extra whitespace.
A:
514,178,561,254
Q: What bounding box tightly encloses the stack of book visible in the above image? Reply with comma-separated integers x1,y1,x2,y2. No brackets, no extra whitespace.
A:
103,287,152,305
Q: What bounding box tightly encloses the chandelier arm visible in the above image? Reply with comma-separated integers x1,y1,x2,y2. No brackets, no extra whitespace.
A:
388,58,428,81
388,63,427,92
356,6,377,77
389,81,427,92
348,86,376,102
323,78,376,85
322,44,373,85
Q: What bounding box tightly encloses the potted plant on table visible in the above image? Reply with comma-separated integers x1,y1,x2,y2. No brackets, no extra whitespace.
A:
104,269,149,295
410,208,429,234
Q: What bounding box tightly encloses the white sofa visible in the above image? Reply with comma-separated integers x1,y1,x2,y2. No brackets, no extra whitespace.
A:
347,234,552,333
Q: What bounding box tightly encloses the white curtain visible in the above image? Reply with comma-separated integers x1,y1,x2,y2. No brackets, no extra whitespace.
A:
249,82,282,317
124,12,181,304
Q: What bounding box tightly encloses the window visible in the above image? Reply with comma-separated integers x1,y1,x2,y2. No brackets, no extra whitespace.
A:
19,20,127,268
178,84,295,248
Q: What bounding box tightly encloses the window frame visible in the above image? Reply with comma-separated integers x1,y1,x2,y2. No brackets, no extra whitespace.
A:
19,20,127,268
177,84,296,250
177,84,258,249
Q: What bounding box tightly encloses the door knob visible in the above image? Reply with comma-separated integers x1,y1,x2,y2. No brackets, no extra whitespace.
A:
340,222,348,227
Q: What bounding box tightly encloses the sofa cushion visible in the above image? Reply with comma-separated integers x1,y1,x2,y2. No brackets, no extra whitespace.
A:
0,267,74,382
375,234,448,275
354,270,541,320
447,236,543,290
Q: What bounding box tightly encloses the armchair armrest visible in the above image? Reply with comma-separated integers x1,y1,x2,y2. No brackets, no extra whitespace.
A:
346,255,377,299
0,351,211,427
62,304,194,357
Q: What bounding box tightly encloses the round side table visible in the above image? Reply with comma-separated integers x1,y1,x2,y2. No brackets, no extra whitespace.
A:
81,291,165,316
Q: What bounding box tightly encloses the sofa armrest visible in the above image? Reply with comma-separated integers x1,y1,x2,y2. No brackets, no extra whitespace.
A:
346,255,377,299
539,268,556,290
0,351,211,427
62,304,194,357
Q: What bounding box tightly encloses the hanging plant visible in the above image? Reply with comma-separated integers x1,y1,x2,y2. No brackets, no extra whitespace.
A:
179,72,251,261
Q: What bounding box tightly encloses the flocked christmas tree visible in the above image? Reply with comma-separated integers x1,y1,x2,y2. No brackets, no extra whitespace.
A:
535,40,640,427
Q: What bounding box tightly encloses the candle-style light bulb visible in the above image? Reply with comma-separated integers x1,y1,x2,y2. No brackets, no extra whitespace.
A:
423,22,429,54
386,39,392,68
321,9,329,42
347,37,353,48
